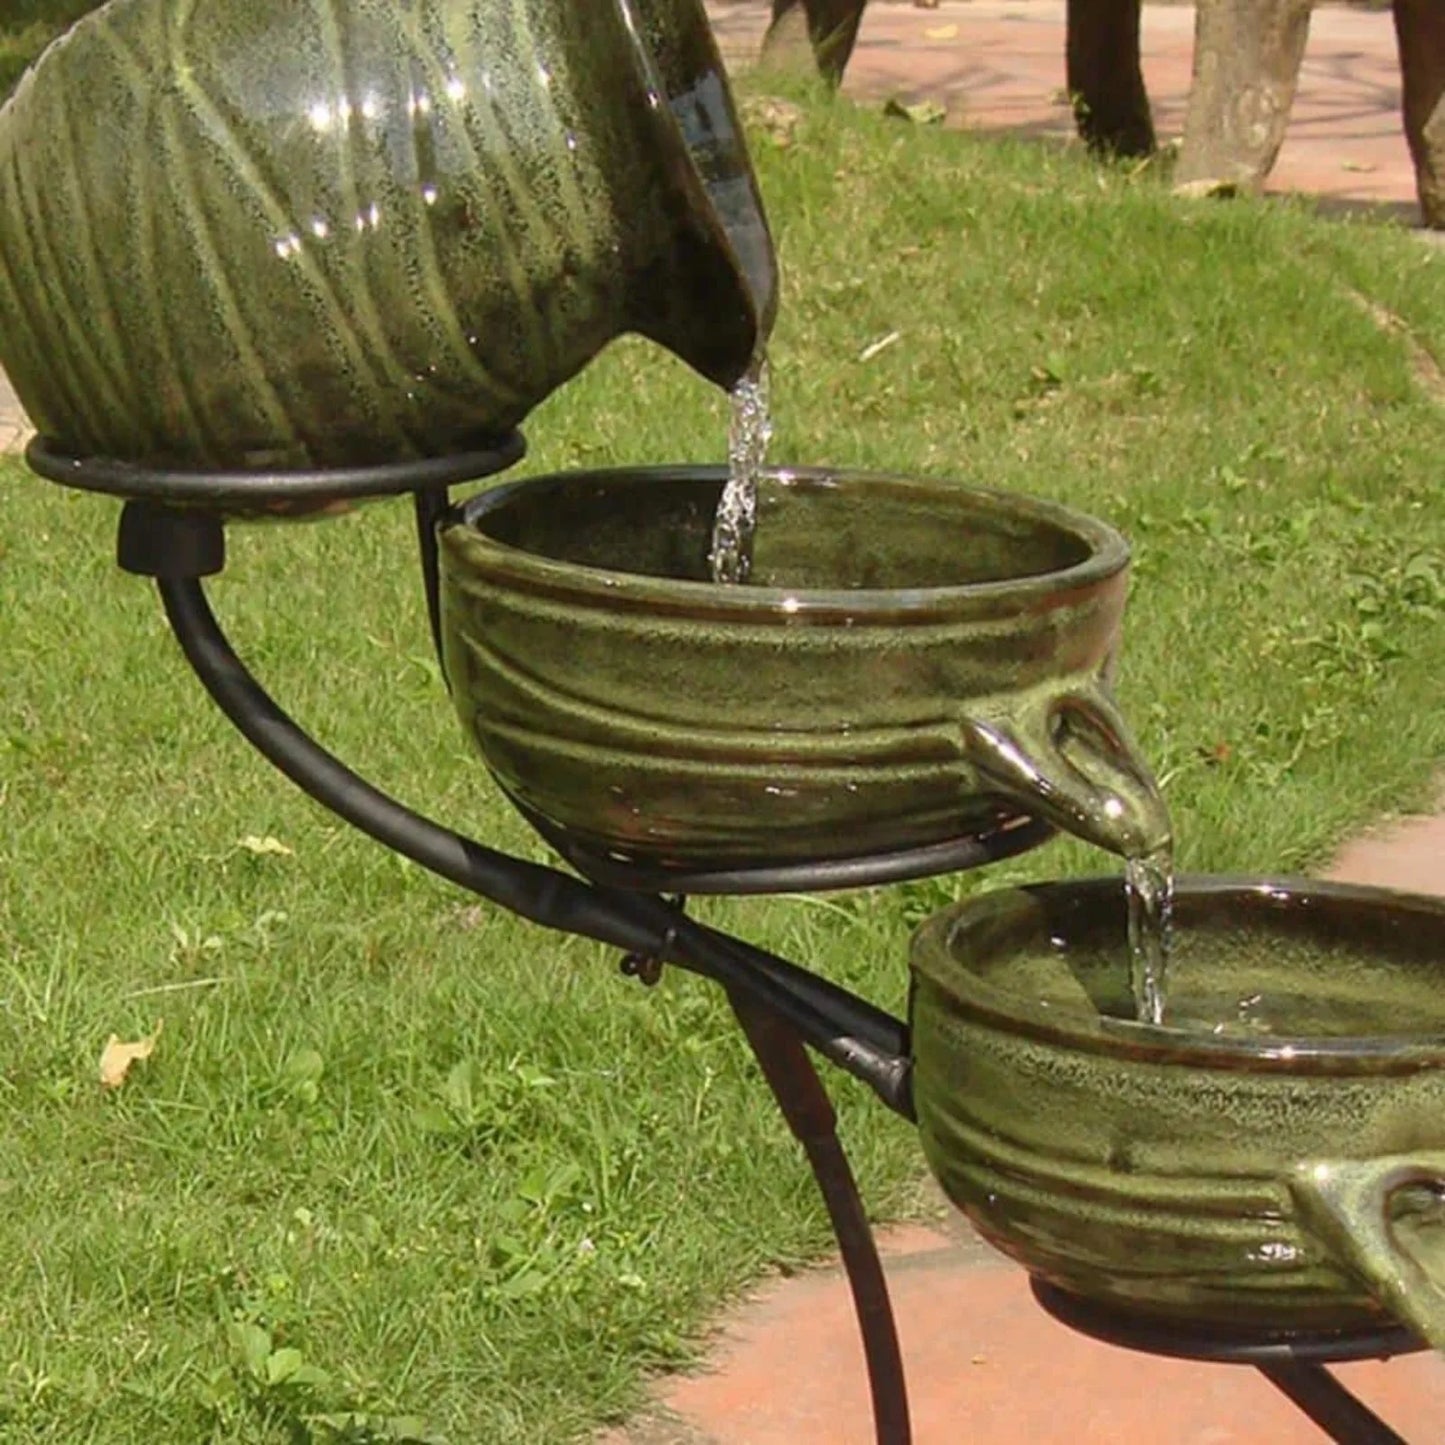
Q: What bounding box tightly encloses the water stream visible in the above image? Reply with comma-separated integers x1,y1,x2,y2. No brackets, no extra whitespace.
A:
709,354,772,585
705,354,1175,1022
1126,844,1175,1026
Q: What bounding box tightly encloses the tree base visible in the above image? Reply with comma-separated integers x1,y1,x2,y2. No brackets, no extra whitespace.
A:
759,0,867,88
1177,0,1313,189
1394,0,1445,228
1066,0,1156,157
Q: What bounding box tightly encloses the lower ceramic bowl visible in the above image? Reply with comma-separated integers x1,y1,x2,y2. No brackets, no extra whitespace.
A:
436,465,1168,876
910,876,1445,1345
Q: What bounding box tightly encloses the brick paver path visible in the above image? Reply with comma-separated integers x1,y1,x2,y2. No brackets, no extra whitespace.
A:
709,0,1420,221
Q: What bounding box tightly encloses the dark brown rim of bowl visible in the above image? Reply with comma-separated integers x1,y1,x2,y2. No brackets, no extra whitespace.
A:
441,465,1131,625
910,875,1445,1075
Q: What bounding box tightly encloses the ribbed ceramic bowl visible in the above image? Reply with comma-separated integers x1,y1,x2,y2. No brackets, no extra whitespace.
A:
436,466,1166,875
911,876,1445,1343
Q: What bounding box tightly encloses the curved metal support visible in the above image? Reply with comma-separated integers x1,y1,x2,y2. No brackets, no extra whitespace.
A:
1029,1279,1423,1366
147,540,913,1115
1032,1281,1420,1444
524,798,1053,897
31,431,526,512
131,500,919,1445
1258,1363,1409,1445
730,991,912,1445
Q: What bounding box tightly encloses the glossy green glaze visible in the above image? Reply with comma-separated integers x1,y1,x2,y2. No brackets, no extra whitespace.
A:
911,877,1445,1341
437,466,1167,872
0,0,773,477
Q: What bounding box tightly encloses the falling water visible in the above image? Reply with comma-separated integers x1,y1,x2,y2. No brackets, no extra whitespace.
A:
709,354,773,585
1126,844,1175,1026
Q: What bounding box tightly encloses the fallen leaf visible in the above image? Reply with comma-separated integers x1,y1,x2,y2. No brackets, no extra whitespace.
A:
238,834,294,857
739,95,804,149
1340,159,1377,173
100,1021,163,1090
1172,178,1239,201
883,97,947,127
859,331,902,363
924,24,959,40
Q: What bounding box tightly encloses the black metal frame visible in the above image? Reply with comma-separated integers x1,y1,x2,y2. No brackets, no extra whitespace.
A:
1033,1282,1421,1444
516,798,1055,897
93,448,1434,1445
30,433,526,512
118,480,927,1442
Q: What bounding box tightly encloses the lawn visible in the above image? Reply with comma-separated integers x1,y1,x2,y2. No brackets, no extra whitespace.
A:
0,0,98,102
2,64,1445,1445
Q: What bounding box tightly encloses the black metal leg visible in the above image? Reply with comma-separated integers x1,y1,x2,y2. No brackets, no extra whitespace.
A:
412,486,451,679
729,990,912,1445
1258,1364,1410,1445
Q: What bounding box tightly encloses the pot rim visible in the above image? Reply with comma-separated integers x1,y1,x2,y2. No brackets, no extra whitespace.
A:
441,464,1131,625
910,874,1445,1075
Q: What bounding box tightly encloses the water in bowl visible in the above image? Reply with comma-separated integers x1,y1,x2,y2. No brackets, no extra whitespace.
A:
1024,925,1445,1042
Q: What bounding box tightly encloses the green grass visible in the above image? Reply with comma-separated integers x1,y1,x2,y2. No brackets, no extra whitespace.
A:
0,1,99,103
1,86,1444,1442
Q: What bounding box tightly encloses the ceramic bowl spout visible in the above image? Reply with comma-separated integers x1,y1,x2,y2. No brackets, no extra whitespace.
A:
958,684,1169,861
0,0,773,487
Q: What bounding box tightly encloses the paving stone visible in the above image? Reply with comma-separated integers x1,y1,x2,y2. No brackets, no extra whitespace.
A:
0,366,31,455
710,0,1424,226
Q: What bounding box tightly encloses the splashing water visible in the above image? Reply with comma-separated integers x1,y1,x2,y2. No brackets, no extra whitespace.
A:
709,355,773,584
1126,844,1175,1026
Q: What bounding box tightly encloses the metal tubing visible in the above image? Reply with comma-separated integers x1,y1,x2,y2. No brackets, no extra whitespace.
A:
1029,1279,1423,1366
154,573,913,1110
1258,1364,1410,1445
730,991,913,1445
692,922,911,1067
412,487,450,678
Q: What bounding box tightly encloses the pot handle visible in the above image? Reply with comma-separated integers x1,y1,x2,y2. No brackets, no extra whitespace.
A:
958,678,1171,861
1291,1153,1445,1350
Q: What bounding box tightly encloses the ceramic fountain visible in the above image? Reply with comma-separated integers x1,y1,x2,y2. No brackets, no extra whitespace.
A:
3,4,1444,1443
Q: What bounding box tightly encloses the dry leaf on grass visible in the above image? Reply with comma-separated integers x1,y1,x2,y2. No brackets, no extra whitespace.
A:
100,1021,163,1090
859,331,902,363
1172,177,1239,201
883,97,947,127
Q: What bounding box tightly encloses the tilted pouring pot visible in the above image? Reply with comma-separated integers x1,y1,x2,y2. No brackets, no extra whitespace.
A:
0,0,774,496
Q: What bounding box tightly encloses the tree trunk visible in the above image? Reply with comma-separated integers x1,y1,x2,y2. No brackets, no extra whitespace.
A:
1176,0,1313,189
1394,0,1445,228
1066,0,1156,157
759,0,867,88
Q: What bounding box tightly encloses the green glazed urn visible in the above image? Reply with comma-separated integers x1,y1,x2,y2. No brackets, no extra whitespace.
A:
911,876,1445,1346
437,466,1169,875
0,0,774,484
